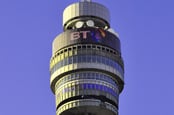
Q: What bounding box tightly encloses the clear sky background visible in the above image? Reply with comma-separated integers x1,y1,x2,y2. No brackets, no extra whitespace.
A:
0,0,174,115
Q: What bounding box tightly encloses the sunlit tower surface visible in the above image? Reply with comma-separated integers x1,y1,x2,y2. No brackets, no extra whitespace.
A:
50,0,124,115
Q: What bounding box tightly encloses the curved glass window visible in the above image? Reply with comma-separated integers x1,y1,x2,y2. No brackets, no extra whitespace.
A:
56,83,118,98
55,72,118,91
50,44,123,69
50,55,124,77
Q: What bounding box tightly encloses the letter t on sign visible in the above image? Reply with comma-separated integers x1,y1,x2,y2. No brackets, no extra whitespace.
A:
80,31,90,39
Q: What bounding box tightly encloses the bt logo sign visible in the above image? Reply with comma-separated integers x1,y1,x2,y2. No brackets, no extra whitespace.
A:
70,28,106,41
70,31,90,40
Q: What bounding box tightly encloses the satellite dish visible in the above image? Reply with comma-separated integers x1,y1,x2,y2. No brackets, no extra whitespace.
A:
86,20,95,27
75,21,84,28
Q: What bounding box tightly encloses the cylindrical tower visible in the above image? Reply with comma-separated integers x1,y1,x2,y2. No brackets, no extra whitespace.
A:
50,1,124,115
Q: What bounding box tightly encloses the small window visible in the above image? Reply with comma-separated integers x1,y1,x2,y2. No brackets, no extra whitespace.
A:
106,48,109,52
111,60,114,67
91,84,95,89
87,73,90,78
96,46,100,50
60,50,63,54
96,73,99,79
92,45,96,49
64,58,68,65
73,47,76,50
92,56,96,63
91,73,95,78
78,45,81,49
87,45,91,49
83,73,87,79
83,55,86,62
83,84,87,89
68,48,72,51
110,50,113,53
77,55,81,63
96,56,101,63
57,62,61,68
105,58,109,65
79,73,82,77
64,49,67,52
71,74,75,80
68,57,72,64
102,57,105,64
82,45,86,49
86,56,89,62
73,56,77,63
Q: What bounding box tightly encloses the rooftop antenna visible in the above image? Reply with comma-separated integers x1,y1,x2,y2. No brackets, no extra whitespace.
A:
80,0,92,2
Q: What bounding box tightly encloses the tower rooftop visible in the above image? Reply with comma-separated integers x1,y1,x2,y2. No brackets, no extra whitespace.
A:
63,1,110,30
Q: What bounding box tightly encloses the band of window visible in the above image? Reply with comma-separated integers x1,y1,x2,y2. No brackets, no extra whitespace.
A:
50,44,124,69
56,99,118,115
55,72,117,89
50,55,124,78
55,82,118,105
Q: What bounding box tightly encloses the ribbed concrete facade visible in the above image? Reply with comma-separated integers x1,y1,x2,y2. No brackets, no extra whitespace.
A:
50,1,124,115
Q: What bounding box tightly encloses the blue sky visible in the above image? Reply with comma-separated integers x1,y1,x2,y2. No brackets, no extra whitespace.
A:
0,0,174,115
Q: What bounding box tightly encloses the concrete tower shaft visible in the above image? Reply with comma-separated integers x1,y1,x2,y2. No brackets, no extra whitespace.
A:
50,1,124,115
